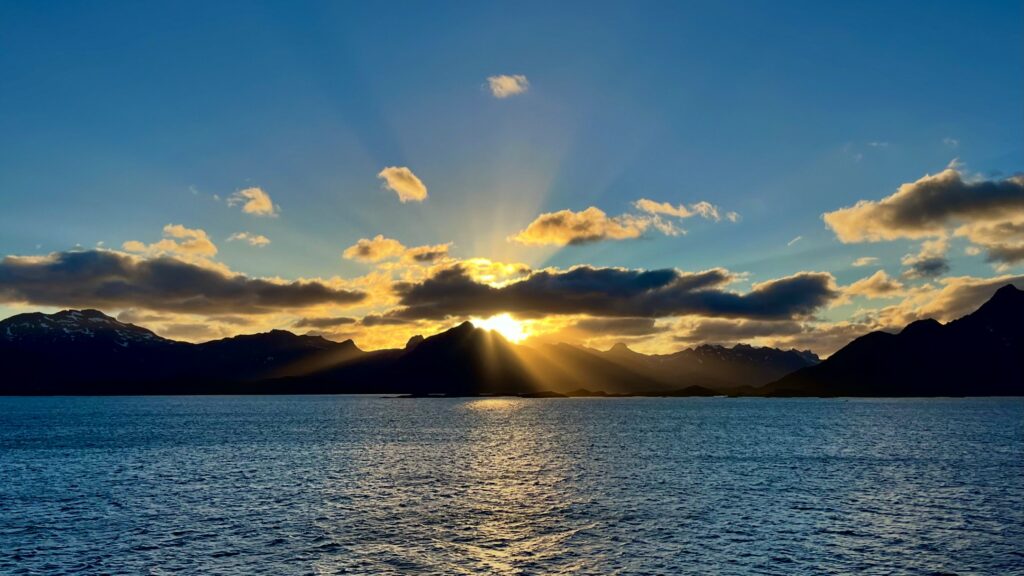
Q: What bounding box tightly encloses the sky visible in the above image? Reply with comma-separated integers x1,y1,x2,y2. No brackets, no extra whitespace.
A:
1,1,1022,355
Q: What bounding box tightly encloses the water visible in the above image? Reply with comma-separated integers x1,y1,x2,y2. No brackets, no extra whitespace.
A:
1,396,1022,575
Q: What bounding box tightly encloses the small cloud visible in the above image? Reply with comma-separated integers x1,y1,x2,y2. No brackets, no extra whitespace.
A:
377,167,428,203
510,207,650,246
867,141,889,148
943,137,959,148
691,201,722,222
343,235,407,262
228,187,279,217
787,236,803,247
901,238,951,279
402,243,452,264
227,232,270,247
634,199,694,219
852,256,878,267
487,74,529,98
293,316,357,329
634,199,739,223
123,224,218,258
842,270,905,302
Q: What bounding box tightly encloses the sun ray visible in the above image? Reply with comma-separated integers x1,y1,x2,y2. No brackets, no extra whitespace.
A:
471,313,528,343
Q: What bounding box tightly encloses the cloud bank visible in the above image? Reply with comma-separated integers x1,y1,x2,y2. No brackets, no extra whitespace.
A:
390,265,838,321
0,250,365,314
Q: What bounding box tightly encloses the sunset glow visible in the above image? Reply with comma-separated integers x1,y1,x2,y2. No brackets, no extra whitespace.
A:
472,314,528,343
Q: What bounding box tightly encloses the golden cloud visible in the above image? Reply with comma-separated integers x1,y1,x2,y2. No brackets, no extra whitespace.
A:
123,224,218,258
487,74,529,98
378,166,428,203
228,187,279,217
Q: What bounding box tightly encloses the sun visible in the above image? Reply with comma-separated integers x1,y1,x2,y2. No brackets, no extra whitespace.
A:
472,313,528,343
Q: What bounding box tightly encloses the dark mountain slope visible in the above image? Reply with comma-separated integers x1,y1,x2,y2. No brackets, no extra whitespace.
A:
767,284,1024,396
0,310,186,394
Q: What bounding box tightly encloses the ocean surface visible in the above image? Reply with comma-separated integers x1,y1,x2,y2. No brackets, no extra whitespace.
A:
1,396,1022,575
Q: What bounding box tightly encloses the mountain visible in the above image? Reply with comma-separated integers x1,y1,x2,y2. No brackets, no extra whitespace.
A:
767,284,1024,396
287,321,539,395
1,310,820,395
0,310,362,394
593,342,819,390
0,310,184,394
22,293,1020,397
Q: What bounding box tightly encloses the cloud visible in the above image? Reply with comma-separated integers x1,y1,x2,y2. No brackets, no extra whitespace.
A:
0,250,365,314
823,168,1024,242
634,198,738,223
510,207,652,246
377,167,428,203
787,236,803,247
572,317,667,336
390,264,839,321
511,199,740,247
843,270,905,301
673,318,805,344
633,199,694,219
343,235,452,265
343,235,408,262
293,316,357,329
227,232,271,247
901,238,950,279
954,219,1024,266
943,137,959,148
401,243,451,264
360,314,414,327
123,224,218,258
487,74,529,98
228,187,279,217
852,257,878,267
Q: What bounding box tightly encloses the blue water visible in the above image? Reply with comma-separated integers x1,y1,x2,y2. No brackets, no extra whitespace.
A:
1,396,1022,575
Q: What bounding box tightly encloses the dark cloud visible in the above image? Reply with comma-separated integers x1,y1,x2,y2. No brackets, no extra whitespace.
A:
824,169,1024,242
572,317,667,336
294,316,357,328
360,314,414,326
985,244,1024,265
673,319,805,343
0,250,366,314
902,256,951,279
392,265,838,320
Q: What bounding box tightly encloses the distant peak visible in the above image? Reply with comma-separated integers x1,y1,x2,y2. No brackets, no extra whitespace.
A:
608,342,632,353
57,308,115,320
405,335,424,349
994,283,1022,295
900,318,942,336
989,283,1023,304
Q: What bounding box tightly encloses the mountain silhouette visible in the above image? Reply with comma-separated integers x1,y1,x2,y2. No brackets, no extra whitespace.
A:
593,342,819,390
3,285,1020,396
766,284,1024,396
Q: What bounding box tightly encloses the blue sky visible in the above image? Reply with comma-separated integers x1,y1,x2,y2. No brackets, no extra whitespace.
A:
1,1,1022,351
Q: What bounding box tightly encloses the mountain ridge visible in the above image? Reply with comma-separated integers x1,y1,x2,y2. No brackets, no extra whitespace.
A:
3,284,1022,396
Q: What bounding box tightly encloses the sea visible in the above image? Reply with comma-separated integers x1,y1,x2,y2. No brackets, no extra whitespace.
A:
1,396,1022,575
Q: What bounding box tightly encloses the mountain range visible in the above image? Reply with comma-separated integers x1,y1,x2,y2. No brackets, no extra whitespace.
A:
1,284,1022,396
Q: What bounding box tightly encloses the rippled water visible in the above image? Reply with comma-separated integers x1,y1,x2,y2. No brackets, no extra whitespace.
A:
1,396,1022,575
